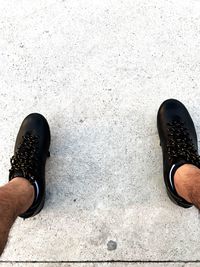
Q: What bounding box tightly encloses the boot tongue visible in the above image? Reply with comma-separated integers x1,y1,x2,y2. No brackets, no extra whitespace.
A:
12,171,25,179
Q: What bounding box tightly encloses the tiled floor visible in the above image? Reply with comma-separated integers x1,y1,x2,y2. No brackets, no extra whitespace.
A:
0,0,200,265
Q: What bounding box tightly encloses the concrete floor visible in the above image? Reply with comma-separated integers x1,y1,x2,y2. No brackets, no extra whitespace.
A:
0,0,200,265
1,264,200,267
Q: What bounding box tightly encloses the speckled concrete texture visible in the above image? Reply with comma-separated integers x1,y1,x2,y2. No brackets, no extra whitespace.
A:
0,263,197,267
0,0,200,264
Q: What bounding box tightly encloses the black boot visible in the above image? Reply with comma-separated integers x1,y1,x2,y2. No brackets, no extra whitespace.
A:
157,99,200,208
9,113,50,218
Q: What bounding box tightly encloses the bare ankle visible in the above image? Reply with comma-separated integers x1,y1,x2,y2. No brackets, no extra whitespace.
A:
174,164,200,205
0,178,35,217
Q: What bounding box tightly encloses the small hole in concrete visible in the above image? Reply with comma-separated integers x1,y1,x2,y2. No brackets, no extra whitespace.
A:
107,240,117,251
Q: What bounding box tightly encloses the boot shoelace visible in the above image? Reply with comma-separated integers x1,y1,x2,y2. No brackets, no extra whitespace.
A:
9,133,39,184
167,120,200,167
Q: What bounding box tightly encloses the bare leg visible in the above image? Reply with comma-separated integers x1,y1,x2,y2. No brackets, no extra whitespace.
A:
0,178,34,255
174,164,200,209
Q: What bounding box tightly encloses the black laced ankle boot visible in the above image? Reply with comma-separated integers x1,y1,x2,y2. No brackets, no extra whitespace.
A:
9,113,50,218
157,99,200,208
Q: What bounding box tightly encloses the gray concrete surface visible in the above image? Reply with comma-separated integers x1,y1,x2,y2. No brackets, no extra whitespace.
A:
1,264,200,267
0,0,200,265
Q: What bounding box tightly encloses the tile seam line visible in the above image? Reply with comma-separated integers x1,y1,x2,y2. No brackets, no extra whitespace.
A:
1,260,200,263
